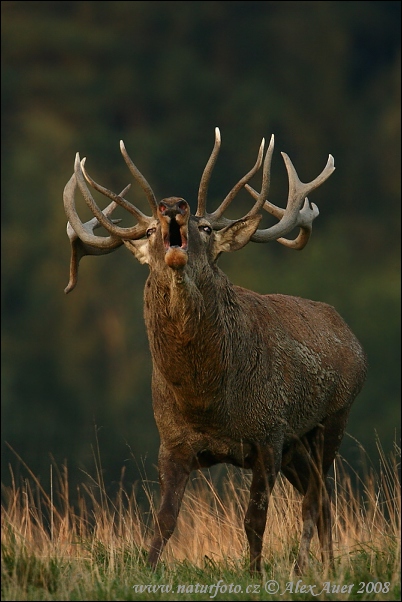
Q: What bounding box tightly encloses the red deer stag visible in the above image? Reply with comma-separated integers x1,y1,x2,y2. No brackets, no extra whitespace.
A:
63,128,367,574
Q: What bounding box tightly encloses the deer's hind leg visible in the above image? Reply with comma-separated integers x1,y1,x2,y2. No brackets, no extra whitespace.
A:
280,426,324,573
244,445,281,574
282,408,351,573
315,407,352,567
298,425,328,573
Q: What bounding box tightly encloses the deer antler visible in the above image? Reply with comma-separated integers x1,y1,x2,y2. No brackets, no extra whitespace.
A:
64,129,335,293
63,145,157,293
196,128,334,248
119,140,158,218
246,144,335,248
64,196,124,294
196,127,265,228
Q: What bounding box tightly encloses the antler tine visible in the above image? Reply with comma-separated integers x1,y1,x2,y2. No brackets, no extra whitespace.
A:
207,136,265,228
75,155,151,240
284,152,335,202
64,179,128,294
120,140,158,218
245,134,275,217
196,127,221,217
246,153,335,244
64,166,120,249
245,185,318,249
65,215,123,295
81,158,153,237
274,198,319,249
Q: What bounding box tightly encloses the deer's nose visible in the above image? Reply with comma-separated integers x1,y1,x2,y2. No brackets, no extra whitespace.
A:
158,199,189,218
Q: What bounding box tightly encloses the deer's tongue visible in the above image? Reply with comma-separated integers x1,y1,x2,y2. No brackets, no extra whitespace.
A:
165,246,188,269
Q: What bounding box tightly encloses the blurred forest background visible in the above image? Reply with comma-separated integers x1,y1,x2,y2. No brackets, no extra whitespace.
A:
2,1,400,499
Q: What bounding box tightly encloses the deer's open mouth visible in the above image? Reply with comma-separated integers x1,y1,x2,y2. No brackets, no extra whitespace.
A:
162,217,189,269
164,217,188,252
158,198,189,268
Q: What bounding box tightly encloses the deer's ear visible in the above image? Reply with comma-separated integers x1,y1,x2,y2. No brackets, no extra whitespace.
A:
212,215,262,260
123,239,150,264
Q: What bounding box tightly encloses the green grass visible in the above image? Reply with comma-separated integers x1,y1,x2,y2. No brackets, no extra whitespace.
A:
1,441,400,600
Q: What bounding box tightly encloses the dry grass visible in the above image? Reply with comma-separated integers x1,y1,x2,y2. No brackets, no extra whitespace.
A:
1,439,400,600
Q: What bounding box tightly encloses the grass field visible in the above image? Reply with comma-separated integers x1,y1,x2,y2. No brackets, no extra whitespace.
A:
1,440,400,601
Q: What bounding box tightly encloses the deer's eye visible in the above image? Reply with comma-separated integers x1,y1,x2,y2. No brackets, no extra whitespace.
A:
146,227,156,238
199,225,212,235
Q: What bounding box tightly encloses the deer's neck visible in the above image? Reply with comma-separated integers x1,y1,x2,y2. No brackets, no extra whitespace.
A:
145,269,205,339
143,266,238,399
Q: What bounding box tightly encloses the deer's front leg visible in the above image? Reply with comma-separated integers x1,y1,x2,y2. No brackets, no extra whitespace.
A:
148,448,190,569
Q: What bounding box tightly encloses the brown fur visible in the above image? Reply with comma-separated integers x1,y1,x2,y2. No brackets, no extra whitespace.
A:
122,198,367,573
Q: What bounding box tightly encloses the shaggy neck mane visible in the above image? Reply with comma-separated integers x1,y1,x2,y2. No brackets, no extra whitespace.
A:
143,265,240,397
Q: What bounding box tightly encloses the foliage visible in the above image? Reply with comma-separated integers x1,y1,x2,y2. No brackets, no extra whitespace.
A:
1,1,400,490
1,440,400,601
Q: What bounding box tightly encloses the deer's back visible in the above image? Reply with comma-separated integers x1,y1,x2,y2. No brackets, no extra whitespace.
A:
225,288,367,439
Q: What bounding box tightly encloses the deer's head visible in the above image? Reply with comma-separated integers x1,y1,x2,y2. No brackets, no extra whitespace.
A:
63,128,334,293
